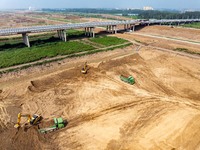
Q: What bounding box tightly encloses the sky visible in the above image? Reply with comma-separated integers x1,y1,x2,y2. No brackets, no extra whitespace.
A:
0,0,200,10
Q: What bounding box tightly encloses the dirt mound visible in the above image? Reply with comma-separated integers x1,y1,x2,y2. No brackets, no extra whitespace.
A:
28,65,98,93
0,46,200,149
0,127,49,150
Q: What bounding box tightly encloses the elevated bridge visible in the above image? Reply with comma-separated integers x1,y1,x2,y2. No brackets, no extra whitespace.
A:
0,19,199,47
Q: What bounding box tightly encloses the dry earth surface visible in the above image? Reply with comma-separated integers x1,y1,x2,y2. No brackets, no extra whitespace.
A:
115,25,200,53
0,26,200,150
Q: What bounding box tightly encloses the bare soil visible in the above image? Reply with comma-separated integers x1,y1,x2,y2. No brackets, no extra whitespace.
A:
137,25,200,41
116,31,200,53
0,44,200,149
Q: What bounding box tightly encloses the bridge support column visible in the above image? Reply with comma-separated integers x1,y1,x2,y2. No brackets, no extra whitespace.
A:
84,28,87,36
86,28,90,36
57,30,67,42
113,25,117,34
91,27,95,38
22,33,30,47
111,26,113,34
108,26,111,33
89,28,92,37
132,25,135,31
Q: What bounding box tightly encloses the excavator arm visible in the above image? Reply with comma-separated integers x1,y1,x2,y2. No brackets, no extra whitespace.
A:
81,62,89,74
14,113,41,128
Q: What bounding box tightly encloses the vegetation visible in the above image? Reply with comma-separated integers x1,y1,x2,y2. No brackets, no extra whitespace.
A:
42,8,200,19
67,29,85,37
0,33,130,69
0,40,94,69
89,36,128,46
182,22,200,29
174,48,200,55
0,42,132,74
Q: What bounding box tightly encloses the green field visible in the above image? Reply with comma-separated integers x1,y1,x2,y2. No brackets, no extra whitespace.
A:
89,36,128,46
0,40,94,69
0,34,130,69
182,22,200,29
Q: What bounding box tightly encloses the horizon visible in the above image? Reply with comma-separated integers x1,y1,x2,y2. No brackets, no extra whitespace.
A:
0,0,200,10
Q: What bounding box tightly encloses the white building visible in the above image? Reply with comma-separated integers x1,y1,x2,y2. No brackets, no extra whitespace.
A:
143,6,154,11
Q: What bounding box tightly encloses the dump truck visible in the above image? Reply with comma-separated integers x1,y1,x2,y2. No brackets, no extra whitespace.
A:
38,117,66,134
120,75,135,85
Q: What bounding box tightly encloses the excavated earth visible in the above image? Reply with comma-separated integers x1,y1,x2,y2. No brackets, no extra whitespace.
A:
0,49,200,150
0,27,200,150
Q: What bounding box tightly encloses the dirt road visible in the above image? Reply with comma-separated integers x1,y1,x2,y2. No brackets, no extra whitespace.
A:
132,32,200,46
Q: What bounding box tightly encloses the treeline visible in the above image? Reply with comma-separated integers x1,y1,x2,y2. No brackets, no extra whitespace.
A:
42,8,200,19
138,11,200,19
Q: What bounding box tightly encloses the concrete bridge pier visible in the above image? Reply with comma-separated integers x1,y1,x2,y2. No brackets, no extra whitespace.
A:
57,30,61,39
111,26,114,34
86,27,89,36
22,33,30,47
57,30,67,42
107,25,113,33
85,27,95,37
108,25,111,33
126,24,130,30
87,28,90,36
84,28,87,36
90,27,95,38
113,25,117,34
131,25,135,31
124,24,129,31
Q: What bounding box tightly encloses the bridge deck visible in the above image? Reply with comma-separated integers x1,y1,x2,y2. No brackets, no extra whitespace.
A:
0,19,199,36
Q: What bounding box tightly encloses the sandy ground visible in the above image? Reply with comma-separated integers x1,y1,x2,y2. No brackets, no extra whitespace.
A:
0,43,200,149
115,29,200,53
137,25,200,41
0,26,200,150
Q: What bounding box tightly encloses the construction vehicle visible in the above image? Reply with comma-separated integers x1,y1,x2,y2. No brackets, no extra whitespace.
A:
81,62,89,74
14,113,42,129
120,75,135,85
38,117,66,134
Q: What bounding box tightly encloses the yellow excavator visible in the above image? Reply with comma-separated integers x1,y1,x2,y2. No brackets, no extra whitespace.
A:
14,113,42,129
81,62,89,74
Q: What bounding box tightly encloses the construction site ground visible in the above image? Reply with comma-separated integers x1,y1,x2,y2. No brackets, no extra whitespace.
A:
0,26,200,150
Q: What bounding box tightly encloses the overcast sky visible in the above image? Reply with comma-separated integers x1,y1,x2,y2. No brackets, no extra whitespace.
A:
0,0,200,10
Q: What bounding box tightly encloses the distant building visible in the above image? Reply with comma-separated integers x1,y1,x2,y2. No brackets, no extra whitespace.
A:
143,6,154,11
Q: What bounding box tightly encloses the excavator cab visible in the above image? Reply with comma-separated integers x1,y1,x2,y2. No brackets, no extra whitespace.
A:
30,114,42,125
14,113,42,129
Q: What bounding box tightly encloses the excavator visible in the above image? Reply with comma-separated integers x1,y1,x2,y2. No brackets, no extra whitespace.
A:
81,62,89,74
14,113,42,129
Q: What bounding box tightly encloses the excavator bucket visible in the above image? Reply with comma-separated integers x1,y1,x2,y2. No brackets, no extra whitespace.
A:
81,62,89,74
14,123,20,129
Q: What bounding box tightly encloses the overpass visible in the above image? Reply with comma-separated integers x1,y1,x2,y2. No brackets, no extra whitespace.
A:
0,19,200,47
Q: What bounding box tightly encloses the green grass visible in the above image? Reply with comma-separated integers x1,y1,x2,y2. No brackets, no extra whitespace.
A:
174,47,200,55
67,29,85,37
0,40,94,68
182,22,200,29
0,43,133,75
89,36,127,46
0,33,130,70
